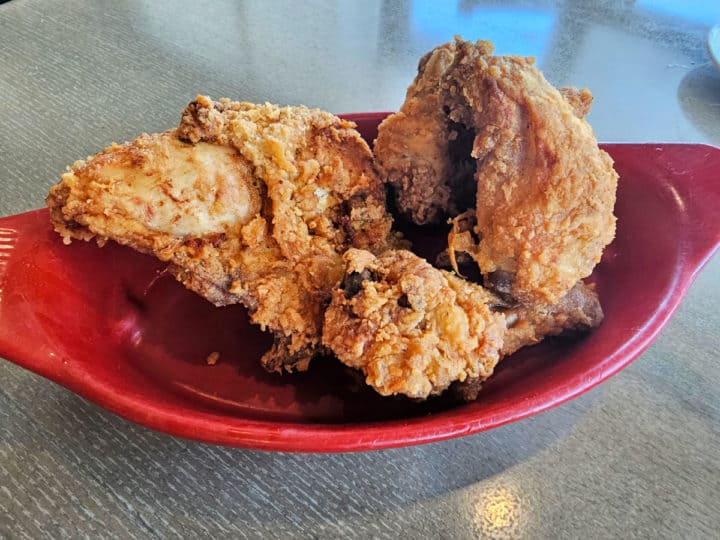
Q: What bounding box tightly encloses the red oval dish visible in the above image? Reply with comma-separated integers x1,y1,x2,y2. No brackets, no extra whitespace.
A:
0,113,718,452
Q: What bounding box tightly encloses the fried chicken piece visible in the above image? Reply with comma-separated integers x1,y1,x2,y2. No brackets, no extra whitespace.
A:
500,278,603,357
373,40,466,225
376,38,618,305
449,278,603,402
445,40,617,305
322,249,603,399
47,96,394,372
323,249,506,398
375,39,599,226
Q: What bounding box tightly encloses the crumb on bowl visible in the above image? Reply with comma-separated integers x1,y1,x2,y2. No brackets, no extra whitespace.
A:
206,351,220,366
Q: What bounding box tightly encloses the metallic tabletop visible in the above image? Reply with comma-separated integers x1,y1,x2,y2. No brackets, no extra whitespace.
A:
1,1,718,538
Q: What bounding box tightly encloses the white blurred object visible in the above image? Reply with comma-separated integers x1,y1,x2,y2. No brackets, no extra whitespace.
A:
709,24,720,70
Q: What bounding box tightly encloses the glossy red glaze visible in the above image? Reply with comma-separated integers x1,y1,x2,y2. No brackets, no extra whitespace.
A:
1,114,719,452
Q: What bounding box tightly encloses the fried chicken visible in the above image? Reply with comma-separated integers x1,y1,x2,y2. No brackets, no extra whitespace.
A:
47,96,394,372
373,40,465,225
322,249,602,399
47,39,615,403
376,38,618,305
323,249,505,398
500,279,603,357
448,277,604,402
445,40,617,304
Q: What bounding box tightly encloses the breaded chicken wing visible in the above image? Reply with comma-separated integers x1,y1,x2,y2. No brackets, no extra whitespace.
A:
322,249,602,399
47,96,395,372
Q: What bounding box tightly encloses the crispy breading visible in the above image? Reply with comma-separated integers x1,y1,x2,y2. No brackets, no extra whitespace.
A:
322,249,603,399
373,41,464,225
500,279,603,357
444,40,617,304
323,249,506,398
47,38,616,402
376,38,618,304
559,86,594,118
47,96,395,372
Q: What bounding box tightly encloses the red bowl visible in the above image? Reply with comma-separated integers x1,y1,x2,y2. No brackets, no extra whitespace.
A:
0,113,718,452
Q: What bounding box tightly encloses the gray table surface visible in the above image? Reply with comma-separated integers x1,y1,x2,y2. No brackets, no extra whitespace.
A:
1,0,719,538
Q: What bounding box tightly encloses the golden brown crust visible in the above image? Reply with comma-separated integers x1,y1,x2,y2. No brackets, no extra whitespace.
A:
444,40,617,304
47,43,614,402
322,248,604,400
323,249,507,398
559,86,594,118
376,38,617,305
47,97,395,372
500,280,603,356
373,41,461,224
450,277,604,401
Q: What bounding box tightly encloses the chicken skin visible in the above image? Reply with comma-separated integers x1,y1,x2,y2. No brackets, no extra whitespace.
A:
47,96,394,372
